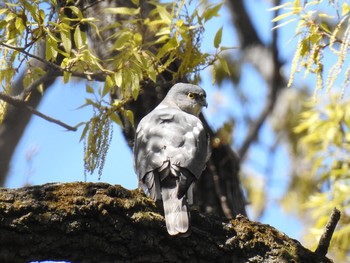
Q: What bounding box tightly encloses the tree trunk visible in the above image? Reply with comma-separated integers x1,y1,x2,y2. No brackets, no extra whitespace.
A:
0,182,332,263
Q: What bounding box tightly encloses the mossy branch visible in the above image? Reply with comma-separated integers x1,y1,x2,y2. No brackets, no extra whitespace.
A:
0,182,332,263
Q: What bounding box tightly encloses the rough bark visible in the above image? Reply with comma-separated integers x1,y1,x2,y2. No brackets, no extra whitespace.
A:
0,182,332,263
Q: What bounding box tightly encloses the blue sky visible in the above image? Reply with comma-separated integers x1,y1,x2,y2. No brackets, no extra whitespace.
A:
5,0,304,243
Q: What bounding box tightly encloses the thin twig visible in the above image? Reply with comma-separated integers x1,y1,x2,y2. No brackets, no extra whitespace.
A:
0,42,62,72
1,42,108,82
207,159,233,219
0,92,77,131
315,207,341,257
17,70,60,100
238,97,274,159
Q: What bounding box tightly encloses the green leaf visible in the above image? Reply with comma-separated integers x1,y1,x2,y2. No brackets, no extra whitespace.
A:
114,71,123,87
342,3,350,15
132,77,140,100
105,7,140,15
147,66,157,82
219,57,230,76
110,112,123,127
268,2,292,11
271,11,294,22
60,30,72,54
67,6,83,19
46,37,58,61
300,39,309,57
113,31,132,50
125,110,134,127
79,122,90,142
63,71,71,83
220,46,236,51
0,9,8,16
214,27,223,49
156,5,172,25
74,25,84,49
156,38,178,59
271,18,297,30
15,17,25,31
202,3,223,22
103,75,114,98
86,85,94,94
293,0,302,14
133,33,142,46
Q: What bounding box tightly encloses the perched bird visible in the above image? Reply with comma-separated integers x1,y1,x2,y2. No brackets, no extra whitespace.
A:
133,83,210,236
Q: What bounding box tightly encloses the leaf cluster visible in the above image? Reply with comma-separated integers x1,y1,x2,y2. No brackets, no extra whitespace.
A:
289,95,350,261
272,1,350,94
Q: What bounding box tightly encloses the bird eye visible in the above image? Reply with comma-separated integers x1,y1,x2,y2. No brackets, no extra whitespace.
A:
187,92,195,99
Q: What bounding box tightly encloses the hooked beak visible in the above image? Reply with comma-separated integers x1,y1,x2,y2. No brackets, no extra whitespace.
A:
201,98,208,108
199,93,208,108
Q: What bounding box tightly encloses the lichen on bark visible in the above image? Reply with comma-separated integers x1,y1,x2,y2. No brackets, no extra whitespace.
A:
0,182,332,263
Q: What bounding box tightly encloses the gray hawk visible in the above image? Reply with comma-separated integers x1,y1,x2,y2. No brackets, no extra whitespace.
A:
133,83,210,236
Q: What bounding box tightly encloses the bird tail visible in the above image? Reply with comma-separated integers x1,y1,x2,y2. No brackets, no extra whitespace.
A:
161,175,191,236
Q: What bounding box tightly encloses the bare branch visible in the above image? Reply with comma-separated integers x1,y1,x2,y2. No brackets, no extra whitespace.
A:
315,207,341,257
207,159,234,218
238,96,275,158
0,92,77,131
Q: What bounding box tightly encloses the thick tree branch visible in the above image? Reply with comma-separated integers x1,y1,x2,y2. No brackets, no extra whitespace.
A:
0,182,332,263
226,0,286,160
226,0,262,48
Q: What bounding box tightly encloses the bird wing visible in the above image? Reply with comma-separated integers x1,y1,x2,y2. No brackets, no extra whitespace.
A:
133,106,209,182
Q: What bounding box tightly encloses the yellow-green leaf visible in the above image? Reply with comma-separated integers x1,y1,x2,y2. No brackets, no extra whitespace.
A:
342,3,350,15
114,71,123,87
86,85,94,94
268,2,292,11
133,33,142,46
105,7,140,15
103,75,114,97
202,3,223,22
156,5,172,25
46,37,58,61
293,0,302,14
79,122,90,142
113,31,132,50
125,110,134,127
60,30,72,54
15,17,25,31
74,26,84,49
219,57,230,76
68,6,83,19
110,112,123,127
214,27,223,49
63,71,71,83
271,11,294,22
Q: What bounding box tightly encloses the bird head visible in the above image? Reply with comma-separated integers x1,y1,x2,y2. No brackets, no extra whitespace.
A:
165,83,207,116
